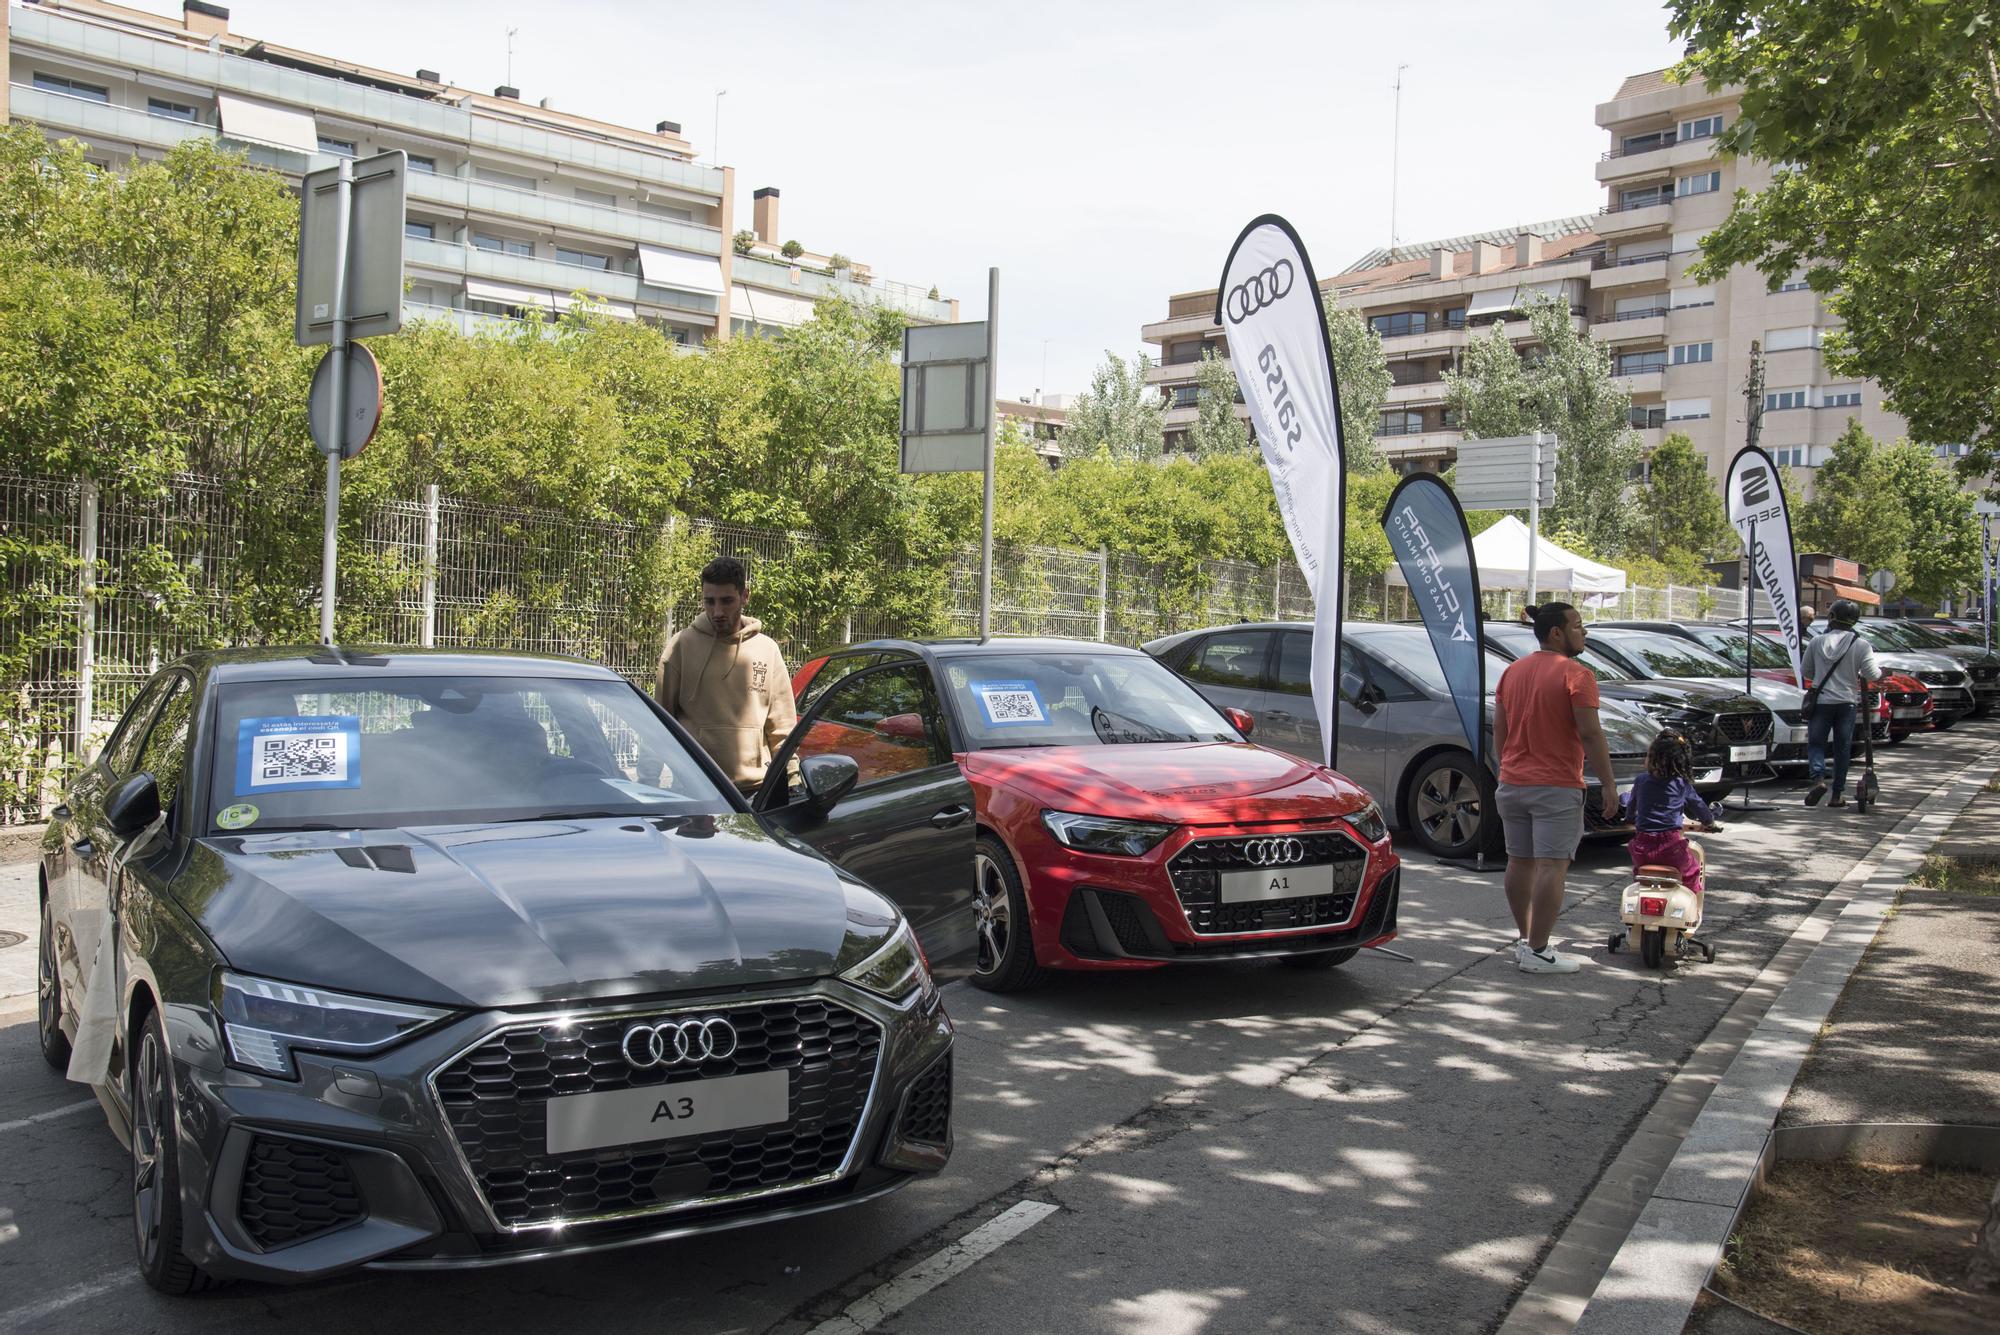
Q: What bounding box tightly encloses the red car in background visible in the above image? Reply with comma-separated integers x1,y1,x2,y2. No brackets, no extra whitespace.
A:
1743,625,1933,741
784,640,1400,992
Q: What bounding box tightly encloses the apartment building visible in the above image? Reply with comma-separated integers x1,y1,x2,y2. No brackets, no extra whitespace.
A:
3,0,952,343
1140,216,1602,468
730,186,955,336
1594,70,1908,476
996,394,1068,466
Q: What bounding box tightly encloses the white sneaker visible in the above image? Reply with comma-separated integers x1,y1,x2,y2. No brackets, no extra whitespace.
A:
1513,938,1528,961
1519,944,1583,974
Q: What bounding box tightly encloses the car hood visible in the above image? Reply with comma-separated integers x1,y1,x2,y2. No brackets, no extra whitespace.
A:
1873,649,1963,676
962,741,1368,827
1593,676,1766,714
180,814,855,1009
1681,676,1807,710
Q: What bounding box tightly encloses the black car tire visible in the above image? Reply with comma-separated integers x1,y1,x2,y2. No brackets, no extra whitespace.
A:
1280,947,1359,970
1405,750,1492,861
130,1009,219,1295
37,897,71,1072
969,836,1045,994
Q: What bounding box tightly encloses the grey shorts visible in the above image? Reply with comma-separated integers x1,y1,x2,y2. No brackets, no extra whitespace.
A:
1495,783,1585,860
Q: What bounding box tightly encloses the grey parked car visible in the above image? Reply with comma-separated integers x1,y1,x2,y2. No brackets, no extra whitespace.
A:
1144,622,1660,860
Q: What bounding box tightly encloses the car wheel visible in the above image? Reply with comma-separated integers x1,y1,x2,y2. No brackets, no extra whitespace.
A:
130,1010,218,1294
969,836,1045,994
1407,750,1490,860
37,898,71,1071
1279,947,1359,970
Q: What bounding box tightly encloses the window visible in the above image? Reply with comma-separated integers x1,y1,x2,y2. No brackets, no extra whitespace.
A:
406,283,440,307
1389,361,1434,387
1183,632,1274,690
1274,633,1315,698
1619,185,1670,210
638,200,694,222
147,98,197,122
472,233,535,257
1773,447,1810,467
1778,271,1810,293
317,136,357,158
1442,307,1465,329
1765,388,1808,412
133,676,194,812
1820,389,1862,409
1672,341,1714,365
32,73,109,103
1665,398,1711,421
1936,442,1971,458
1171,385,1199,409
794,665,949,787
1615,351,1667,376
1765,325,1817,351
797,653,888,712
555,245,611,271
1679,115,1724,141
1676,171,1721,197
1613,294,1664,318
404,220,434,240
1620,130,1672,156
407,155,436,174
1369,311,1429,338
474,166,538,193
103,675,177,774
1630,406,1667,429
1615,247,1669,267
1671,285,1716,309
1672,229,1711,254
575,186,618,208
1378,410,1425,437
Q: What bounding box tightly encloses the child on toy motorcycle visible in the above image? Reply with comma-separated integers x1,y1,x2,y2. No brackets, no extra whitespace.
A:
1626,730,1720,893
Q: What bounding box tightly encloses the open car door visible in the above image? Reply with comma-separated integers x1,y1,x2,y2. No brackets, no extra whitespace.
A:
752,659,976,966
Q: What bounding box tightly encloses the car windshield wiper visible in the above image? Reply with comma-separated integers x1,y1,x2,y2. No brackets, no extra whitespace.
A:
1089,705,1193,744
493,810,632,824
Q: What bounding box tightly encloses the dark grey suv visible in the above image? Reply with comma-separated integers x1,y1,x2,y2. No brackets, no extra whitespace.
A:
36,649,961,1291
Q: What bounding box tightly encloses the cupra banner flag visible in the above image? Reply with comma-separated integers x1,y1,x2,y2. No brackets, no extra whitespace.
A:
1724,445,1805,688
1217,216,1345,768
1383,475,1486,770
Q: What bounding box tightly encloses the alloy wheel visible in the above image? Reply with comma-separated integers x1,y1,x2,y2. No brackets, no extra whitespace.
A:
131,1029,167,1270
971,850,1011,976
1415,766,1481,848
37,909,58,1041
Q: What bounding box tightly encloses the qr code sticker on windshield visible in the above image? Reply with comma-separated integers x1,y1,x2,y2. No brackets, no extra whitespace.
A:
235,716,362,794
972,681,1046,727
258,734,341,782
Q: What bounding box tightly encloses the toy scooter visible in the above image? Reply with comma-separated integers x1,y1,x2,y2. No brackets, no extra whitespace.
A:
1607,823,1719,968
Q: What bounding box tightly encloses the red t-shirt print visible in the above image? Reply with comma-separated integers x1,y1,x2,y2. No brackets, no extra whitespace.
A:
1496,651,1601,789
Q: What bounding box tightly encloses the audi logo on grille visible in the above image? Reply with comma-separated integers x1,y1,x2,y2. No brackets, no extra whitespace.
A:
1223,260,1295,324
620,1017,739,1070
1242,837,1306,866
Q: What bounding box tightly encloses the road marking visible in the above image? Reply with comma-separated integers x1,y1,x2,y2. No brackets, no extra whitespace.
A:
804,1199,1060,1335
0,1099,98,1136
0,1269,139,1330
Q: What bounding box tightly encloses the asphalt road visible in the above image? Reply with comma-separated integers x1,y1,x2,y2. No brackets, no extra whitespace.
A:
2,722,1995,1335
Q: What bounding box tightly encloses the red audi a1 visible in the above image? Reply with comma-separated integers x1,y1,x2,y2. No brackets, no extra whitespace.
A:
780,639,1401,993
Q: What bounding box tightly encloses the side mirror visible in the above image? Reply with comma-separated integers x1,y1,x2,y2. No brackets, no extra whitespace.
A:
1222,706,1256,737
874,712,927,741
105,771,162,837
799,754,860,811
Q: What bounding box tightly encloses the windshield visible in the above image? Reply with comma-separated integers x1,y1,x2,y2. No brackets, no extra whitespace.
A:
939,653,1237,748
1598,631,1740,679
206,675,732,833
1877,621,1952,650
1693,628,1792,670
1349,626,1513,695
1484,624,1628,681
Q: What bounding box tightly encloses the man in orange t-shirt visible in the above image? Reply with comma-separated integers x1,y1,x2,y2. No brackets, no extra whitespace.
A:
1492,602,1621,975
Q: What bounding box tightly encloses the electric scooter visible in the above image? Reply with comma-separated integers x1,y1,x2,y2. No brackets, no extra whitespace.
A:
1853,692,1880,813
1607,821,1720,969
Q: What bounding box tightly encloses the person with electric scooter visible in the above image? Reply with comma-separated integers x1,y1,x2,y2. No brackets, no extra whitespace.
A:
1802,598,1880,810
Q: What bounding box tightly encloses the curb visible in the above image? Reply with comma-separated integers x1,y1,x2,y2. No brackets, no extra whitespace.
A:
1568,745,2000,1335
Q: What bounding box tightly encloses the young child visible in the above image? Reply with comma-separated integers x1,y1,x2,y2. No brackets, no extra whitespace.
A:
1626,730,1720,893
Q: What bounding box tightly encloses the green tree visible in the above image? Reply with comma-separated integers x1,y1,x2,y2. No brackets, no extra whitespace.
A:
1187,350,1248,459
780,239,804,259
1061,351,1166,461
1444,294,1640,554
1794,419,1911,570
1670,0,2000,485
731,229,757,255
1877,439,1981,605
1323,303,1392,474
1639,432,1735,561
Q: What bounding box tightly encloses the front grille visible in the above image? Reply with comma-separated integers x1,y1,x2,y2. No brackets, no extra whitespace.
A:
1917,669,1966,686
433,998,881,1230
1972,664,1998,683
1715,712,1772,744
238,1137,365,1249
898,1055,951,1148
1096,890,1162,953
1170,831,1367,936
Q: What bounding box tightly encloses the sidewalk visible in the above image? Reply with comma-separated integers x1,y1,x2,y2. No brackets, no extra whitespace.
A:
0,854,39,1009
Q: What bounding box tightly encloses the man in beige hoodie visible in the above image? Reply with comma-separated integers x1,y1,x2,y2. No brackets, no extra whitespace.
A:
656,555,798,791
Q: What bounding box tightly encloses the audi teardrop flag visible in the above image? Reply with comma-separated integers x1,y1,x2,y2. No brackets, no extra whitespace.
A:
1724,445,1805,688
1217,215,1346,768
1383,474,1486,771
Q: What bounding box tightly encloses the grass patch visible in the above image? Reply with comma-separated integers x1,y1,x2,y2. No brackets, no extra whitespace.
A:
1908,854,2000,896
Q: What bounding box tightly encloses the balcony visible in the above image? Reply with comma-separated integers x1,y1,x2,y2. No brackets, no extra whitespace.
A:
1596,135,1722,184
404,235,719,315
1385,380,1448,406
1378,430,1461,460
1141,309,1223,344
1592,257,1669,290
731,254,953,323
1146,359,1207,386
1611,369,1666,396
406,172,721,255
7,83,218,154
1592,312,1667,344
1595,201,1673,238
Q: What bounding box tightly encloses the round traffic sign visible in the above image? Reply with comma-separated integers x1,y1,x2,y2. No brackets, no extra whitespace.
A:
308,343,384,460
1867,567,1897,597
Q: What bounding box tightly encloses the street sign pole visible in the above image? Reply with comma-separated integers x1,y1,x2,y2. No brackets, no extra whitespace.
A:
1526,436,1541,604
318,157,354,647
979,267,998,640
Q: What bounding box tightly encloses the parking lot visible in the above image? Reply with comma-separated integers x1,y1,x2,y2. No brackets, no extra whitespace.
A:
3,721,1993,1335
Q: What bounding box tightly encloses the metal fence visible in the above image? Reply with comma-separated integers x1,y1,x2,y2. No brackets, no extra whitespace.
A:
1,467,1761,821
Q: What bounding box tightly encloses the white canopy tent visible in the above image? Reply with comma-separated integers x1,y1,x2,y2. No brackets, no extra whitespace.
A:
1389,514,1627,597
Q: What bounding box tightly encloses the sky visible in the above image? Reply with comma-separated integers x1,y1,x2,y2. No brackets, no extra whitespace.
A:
153,0,1682,400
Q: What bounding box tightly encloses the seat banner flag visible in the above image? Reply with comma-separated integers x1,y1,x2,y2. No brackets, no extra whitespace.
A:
1382,475,1486,770
1216,215,1345,768
1724,445,1804,688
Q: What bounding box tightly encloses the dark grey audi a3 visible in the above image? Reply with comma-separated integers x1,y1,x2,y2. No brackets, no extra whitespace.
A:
36,648,961,1292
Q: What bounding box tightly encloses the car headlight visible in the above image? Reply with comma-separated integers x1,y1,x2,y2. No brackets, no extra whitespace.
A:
1637,702,1703,727
1041,810,1175,857
840,919,932,1002
214,970,450,1079
1345,800,1388,844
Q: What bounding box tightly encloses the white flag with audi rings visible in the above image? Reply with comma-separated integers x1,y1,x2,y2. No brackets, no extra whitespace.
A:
1217,215,1346,768
1724,444,1805,689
